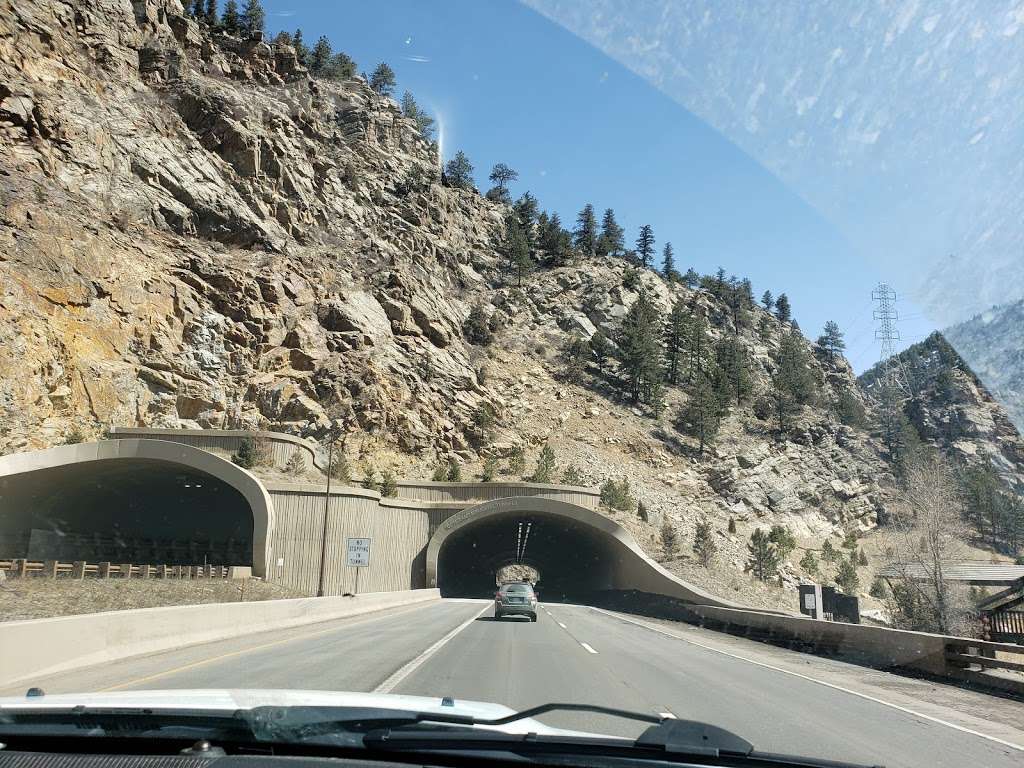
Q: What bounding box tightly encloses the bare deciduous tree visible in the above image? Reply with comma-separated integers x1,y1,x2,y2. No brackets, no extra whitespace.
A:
883,454,976,635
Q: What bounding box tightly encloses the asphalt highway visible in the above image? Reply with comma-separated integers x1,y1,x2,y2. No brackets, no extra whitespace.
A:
4,599,1023,768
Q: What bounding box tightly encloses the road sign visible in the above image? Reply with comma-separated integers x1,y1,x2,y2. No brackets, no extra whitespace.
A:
346,537,371,567
803,593,816,610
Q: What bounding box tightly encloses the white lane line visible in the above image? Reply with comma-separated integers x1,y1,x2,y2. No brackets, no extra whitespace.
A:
558,622,567,629
580,642,598,654
374,603,489,694
659,711,676,719
590,607,1024,753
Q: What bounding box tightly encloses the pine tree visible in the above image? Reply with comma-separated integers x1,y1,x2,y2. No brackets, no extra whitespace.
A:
369,62,396,96
445,458,462,482
771,330,817,431
309,35,332,73
760,290,774,312
487,163,518,199
635,225,655,268
500,217,531,287
561,464,585,486
683,268,700,288
363,466,380,492
221,0,240,34
401,90,435,137
597,208,624,257
768,524,796,559
463,301,493,345
508,445,526,476
292,28,308,65
727,278,751,334
512,192,538,248
590,330,611,374
637,501,649,522
241,0,264,36
380,469,398,497
272,30,292,46
444,150,475,191
869,577,888,599
326,51,357,80
205,0,218,25
775,293,792,323
821,539,838,563
745,528,779,582
480,455,499,482
661,241,676,280
835,558,860,594
191,0,205,19
676,370,720,453
561,335,591,384
231,437,256,468
857,548,869,566
816,320,845,363
661,521,679,560
799,549,819,576
663,297,689,384
529,442,557,483
599,478,636,512
573,204,598,256
431,462,448,481
693,517,717,567
714,337,751,406
727,517,737,534
617,288,663,403
686,307,711,382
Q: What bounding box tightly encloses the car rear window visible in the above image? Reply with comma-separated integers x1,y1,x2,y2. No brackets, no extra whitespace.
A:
502,584,533,594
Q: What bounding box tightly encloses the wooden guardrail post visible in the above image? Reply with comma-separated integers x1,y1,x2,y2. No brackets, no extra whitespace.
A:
13,558,27,578
43,559,58,579
119,563,132,578
98,561,111,578
139,564,150,579
71,561,86,580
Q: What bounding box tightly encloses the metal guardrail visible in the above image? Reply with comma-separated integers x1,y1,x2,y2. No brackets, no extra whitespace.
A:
1,558,238,580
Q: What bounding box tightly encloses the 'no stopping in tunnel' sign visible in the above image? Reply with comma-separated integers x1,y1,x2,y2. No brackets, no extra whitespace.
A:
346,537,372,567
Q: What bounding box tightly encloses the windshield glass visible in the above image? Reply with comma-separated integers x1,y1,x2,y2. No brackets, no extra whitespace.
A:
1,2,1022,767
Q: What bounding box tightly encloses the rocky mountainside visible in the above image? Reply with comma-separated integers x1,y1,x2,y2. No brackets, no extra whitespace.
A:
2,0,1021,608
944,300,1024,433
859,332,1024,492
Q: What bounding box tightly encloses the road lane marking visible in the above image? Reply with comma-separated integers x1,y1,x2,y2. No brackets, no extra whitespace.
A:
98,601,447,692
558,622,567,629
580,642,598,654
374,603,489,693
659,712,676,719
590,607,1024,753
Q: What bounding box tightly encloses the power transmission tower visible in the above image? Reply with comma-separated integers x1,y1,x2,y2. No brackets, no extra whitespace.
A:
872,283,912,458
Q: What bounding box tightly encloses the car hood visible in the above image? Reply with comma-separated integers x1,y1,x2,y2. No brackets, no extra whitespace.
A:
0,689,604,738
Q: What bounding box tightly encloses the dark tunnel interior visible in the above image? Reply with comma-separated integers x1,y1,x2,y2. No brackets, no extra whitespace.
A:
437,512,623,602
0,459,254,565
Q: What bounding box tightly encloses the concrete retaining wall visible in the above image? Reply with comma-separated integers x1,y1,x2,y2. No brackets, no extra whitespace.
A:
109,428,319,473
0,589,440,690
392,481,601,509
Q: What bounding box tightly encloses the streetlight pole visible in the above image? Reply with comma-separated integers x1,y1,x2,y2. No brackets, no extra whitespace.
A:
316,427,338,598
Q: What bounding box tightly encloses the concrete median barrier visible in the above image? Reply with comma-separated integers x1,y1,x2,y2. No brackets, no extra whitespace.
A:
0,588,440,690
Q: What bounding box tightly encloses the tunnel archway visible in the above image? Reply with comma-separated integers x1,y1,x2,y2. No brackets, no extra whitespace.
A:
425,497,740,607
0,439,273,576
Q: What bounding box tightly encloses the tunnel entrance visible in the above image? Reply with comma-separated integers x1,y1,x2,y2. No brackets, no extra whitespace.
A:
435,509,623,601
0,457,255,566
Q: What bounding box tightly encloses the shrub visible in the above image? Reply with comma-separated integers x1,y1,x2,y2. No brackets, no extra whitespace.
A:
328,453,352,483
561,464,585,486
661,521,679,560
363,465,380,492
64,427,86,445
835,558,860,594
842,530,859,549
380,469,398,497
529,442,556,483
799,549,819,576
727,517,737,534
622,267,640,290
869,577,888,599
857,548,868,566
599,478,636,513
821,539,838,562
768,524,797,560
284,451,307,477
445,458,462,482
693,517,717,567
745,528,779,582
507,445,526,475
463,302,493,345
480,455,499,482
231,438,256,468
431,462,448,481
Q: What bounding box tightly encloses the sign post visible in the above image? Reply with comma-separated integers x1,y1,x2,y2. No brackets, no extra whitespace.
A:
345,537,371,594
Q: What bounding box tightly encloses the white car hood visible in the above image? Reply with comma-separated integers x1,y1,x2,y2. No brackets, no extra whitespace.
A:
0,689,608,738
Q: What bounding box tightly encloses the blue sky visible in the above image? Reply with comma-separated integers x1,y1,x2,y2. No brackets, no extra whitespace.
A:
262,0,936,372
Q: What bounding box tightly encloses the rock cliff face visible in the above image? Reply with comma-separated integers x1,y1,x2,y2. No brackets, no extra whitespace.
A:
944,300,1024,434
2,0,1021,605
1,0,503,455
859,332,1024,491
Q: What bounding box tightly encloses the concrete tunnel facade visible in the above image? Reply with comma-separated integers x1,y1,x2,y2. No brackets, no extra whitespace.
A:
0,434,738,608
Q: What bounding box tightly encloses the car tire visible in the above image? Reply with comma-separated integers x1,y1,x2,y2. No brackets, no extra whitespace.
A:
530,614,537,622
495,612,502,620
